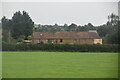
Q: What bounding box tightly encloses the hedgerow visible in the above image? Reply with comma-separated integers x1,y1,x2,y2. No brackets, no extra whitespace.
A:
2,42,119,52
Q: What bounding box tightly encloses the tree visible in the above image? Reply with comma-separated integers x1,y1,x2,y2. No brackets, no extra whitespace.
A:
106,13,120,44
1,16,12,30
11,11,34,39
84,23,96,30
96,13,120,44
1,16,12,43
77,26,88,31
108,13,119,26
97,25,108,37
88,23,94,27
53,24,58,28
63,24,69,31
68,23,77,31
106,21,120,44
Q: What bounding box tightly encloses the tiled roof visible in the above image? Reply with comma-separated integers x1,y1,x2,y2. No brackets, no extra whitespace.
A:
33,32,101,39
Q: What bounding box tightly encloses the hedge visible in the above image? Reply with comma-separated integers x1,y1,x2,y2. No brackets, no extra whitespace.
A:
2,42,120,52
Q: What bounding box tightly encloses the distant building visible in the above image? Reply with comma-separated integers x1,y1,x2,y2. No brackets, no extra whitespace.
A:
32,32,102,44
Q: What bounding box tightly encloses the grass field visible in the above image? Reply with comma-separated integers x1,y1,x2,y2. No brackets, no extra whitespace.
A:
2,51,118,78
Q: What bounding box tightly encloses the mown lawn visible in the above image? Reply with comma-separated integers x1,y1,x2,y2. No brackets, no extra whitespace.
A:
2,51,118,78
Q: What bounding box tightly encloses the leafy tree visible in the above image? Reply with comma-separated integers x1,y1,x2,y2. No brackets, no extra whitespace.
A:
53,24,58,28
76,26,88,32
97,25,108,37
11,11,23,39
108,13,119,26
68,23,77,31
34,23,97,32
63,24,69,31
11,11,34,39
1,16,12,30
1,16,12,43
22,11,34,39
106,13,120,44
85,23,96,30
106,21,120,44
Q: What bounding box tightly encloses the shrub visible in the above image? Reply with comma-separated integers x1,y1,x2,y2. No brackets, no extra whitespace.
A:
2,42,119,52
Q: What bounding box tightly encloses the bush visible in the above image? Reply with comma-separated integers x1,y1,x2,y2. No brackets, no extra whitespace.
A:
2,42,119,52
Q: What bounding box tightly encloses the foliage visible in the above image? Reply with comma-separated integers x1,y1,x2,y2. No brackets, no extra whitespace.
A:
68,23,77,31
34,23,96,32
17,35,25,42
1,16,12,43
2,42,119,52
27,35,32,40
106,14,120,44
108,13,119,26
1,12,120,45
97,25,108,37
97,13,120,44
1,16,12,30
106,21,120,44
11,11,34,39
1,11,34,43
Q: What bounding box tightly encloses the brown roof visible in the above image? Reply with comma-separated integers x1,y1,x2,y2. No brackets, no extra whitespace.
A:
33,32,101,39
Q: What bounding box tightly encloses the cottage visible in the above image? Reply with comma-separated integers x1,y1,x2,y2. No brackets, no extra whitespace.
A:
32,32,102,44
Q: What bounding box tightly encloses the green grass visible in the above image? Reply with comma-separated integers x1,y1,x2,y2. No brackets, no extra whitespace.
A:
2,51,118,78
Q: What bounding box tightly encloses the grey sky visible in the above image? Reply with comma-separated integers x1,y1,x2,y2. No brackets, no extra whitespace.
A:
2,2,118,26
0,2,2,21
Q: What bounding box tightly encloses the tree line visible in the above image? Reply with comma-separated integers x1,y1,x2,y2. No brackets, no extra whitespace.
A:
1,11,120,44
34,23,96,32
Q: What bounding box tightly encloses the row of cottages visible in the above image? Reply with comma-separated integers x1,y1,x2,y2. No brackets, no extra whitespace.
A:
32,32,102,44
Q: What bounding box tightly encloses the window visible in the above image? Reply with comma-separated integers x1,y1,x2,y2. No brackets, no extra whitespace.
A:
60,39,63,42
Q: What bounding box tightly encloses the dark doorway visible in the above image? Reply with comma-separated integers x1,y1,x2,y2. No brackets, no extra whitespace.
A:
60,39,63,42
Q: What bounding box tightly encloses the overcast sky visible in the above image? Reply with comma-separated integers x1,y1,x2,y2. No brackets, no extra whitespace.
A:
1,2,118,26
